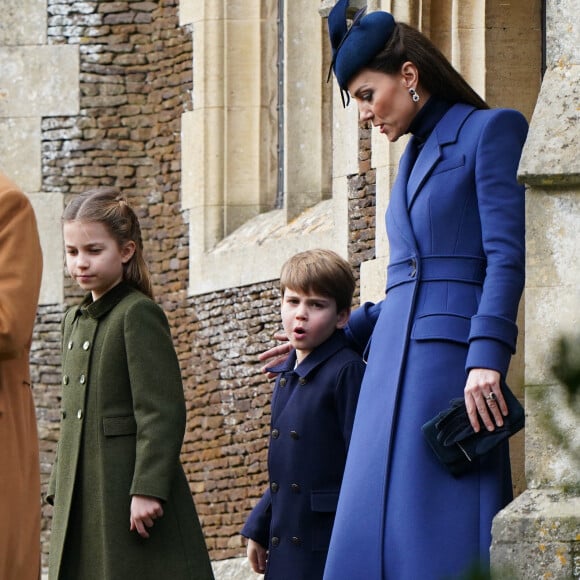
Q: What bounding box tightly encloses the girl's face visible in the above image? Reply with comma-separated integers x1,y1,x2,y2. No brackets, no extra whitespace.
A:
281,288,349,364
348,63,425,142
64,220,135,302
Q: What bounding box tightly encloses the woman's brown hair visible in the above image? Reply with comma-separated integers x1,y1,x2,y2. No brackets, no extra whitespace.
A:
368,23,489,110
63,188,154,299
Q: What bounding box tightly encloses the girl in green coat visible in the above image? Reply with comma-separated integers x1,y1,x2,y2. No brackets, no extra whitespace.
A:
48,189,214,580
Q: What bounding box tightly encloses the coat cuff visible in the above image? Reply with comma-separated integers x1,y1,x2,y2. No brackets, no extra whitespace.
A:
468,314,518,351
465,337,513,378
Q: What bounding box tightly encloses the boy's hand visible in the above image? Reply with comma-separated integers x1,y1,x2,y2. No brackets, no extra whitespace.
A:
247,538,267,574
259,332,291,379
130,495,164,539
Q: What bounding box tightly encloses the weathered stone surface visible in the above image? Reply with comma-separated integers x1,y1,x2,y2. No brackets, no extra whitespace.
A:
491,489,580,579
519,66,580,186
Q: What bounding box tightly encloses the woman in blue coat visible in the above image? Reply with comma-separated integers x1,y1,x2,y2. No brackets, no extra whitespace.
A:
264,2,528,578
321,3,528,578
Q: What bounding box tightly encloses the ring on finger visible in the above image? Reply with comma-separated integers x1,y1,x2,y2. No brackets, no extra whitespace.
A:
485,392,497,402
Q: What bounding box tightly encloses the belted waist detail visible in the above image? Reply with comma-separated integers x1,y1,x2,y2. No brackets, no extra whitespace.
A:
387,255,486,291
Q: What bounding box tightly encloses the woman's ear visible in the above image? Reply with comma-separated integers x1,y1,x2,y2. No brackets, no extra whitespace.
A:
400,61,419,89
121,241,136,264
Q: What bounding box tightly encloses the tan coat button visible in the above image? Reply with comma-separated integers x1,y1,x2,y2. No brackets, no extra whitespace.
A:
77,409,83,420
82,340,90,350
68,341,73,350
62,375,69,385
79,374,86,384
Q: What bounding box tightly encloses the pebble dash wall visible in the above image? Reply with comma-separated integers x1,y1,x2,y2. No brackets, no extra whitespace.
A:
31,0,376,569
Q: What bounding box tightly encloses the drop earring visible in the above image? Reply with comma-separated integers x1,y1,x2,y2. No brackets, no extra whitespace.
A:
409,87,420,103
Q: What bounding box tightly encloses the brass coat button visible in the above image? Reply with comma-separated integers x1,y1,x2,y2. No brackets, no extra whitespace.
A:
279,378,287,387
271,536,280,547
271,429,279,439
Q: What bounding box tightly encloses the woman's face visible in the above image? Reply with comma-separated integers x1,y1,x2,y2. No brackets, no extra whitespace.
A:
348,65,423,142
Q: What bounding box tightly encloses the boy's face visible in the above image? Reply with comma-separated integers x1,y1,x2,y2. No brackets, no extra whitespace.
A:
281,287,349,364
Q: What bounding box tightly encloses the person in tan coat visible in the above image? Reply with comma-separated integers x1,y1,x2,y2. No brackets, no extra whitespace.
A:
0,171,43,579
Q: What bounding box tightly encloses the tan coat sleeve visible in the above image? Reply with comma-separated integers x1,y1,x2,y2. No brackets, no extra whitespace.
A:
0,176,43,356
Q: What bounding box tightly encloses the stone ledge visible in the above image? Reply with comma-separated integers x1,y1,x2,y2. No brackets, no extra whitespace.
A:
491,489,580,579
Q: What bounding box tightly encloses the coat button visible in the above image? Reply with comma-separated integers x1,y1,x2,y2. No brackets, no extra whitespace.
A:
67,341,73,350
61,410,67,419
291,483,301,493
279,378,287,387
408,258,417,278
62,375,69,385
271,429,279,439
79,374,86,384
291,536,302,545
271,536,280,547
77,409,83,420
290,430,299,440
82,340,90,350
271,482,279,493
299,378,306,386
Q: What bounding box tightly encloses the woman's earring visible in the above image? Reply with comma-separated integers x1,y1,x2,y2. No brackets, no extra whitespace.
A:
409,87,420,103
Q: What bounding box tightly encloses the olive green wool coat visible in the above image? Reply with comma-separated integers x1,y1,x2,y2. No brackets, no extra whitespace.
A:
48,283,214,580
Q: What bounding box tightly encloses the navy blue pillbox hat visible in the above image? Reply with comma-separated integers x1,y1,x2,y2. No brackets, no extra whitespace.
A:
328,0,396,97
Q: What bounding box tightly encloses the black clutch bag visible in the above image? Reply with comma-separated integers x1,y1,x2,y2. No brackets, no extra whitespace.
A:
421,383,525,477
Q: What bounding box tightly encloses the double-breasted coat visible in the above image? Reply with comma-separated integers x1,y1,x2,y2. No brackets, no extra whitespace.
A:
242,330,365,580
48,282,214,580
323,105,528,580
0,173,43,580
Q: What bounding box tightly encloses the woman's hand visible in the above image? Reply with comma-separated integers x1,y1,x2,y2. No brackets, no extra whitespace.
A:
464,368,508,432
258,332,291,379
247,538,267,574
130,495,164,539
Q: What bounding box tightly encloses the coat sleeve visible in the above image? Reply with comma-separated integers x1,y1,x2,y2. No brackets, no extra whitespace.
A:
124,299,186,501
345,301,383,356
334,358,366,448
465,109,528,377
241,489,272,548
0,185,42,356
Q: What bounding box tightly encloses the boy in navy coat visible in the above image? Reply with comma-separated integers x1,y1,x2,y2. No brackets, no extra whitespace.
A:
242,249,365,580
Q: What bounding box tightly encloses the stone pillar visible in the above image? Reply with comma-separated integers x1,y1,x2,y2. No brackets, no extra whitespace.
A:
0,0,79,306
490,1,580,578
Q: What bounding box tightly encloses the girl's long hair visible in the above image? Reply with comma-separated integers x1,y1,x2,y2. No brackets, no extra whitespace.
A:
63,188,154,299
368,23,489,110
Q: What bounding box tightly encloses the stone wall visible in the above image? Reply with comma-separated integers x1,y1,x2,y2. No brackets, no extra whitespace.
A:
3,0,558,576
26,2,378,571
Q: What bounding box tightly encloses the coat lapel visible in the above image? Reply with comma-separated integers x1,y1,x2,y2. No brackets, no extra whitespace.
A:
407,103,476,210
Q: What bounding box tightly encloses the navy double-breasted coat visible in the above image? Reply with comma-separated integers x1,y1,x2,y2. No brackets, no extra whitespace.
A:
48,283,214,580
323,105,528,580
243,330,365,580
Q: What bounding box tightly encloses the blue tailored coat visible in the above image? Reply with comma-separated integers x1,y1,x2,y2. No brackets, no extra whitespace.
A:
323,105,528,580
242,330,365,580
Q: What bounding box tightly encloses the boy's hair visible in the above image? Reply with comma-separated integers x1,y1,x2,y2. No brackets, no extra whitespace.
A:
62,187,154,299
280,249,355,312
